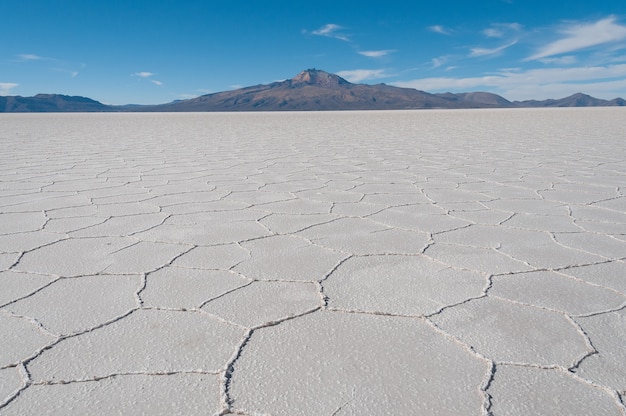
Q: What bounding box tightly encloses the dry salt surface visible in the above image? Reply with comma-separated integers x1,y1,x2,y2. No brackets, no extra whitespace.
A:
0,108,625,415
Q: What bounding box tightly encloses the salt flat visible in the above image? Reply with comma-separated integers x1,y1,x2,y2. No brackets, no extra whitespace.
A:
0,108,625,415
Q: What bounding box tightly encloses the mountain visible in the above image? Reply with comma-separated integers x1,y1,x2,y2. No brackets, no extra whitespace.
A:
434,91,512,107
1,69,624,112
131,69,626,111
514,93,624,108
145,69,468,111
0,94,112,112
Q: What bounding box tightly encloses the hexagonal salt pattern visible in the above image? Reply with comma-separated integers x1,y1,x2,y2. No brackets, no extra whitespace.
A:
1,373,221,416
233,234,347,282
2,109,626,415
229,311,489,415
0,312,56,367
488,366,622,415
27,309,243,383
324,254,486,316
4,274,140,335
575,309,626,392
202,280,321,327
430,297,590,366
0,367,23,406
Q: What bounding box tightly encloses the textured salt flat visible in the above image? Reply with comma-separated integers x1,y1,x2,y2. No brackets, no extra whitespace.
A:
0,109,625,415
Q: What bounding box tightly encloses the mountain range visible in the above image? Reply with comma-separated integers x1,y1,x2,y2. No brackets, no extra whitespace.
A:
2,69,625,112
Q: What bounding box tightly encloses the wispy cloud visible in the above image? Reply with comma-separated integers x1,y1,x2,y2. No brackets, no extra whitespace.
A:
391,63,626,100
431,56,448,68
17,54,45,61
53,62,85,78
539,56,577,65
358,50,395,58
13,53,57,64
527,16,626,61
336,69,389,83
17,54,83,78
0,82,19,95
311,23,350,41
470,40,517,57
483,28,503,38
428,25,452,35
133,71,163,86
483,23,522,38
134,72,155,78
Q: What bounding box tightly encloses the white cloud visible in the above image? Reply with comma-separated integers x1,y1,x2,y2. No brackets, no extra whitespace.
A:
431,58,444,68
431,56,449,68
483,28,503,38
391,64,626,100
470,40,517,57
539,55,577,65
394,75,502,92
17,54,44,61
527,16,626,60
18,54,83,78
503,77,626,100
428,25,452,35
0,82,19,95
311,23,350,41
336,69,389,83
483,22,522,38
133,71,163,86
506,23,523,31
53,64,84,78
358,50,394,58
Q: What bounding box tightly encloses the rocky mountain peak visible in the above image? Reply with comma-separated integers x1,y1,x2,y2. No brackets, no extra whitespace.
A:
290,68,350,88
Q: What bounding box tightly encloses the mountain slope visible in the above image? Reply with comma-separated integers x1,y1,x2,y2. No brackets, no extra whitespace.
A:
514,93,623,107
0,94,112,112
1,69,624,112
151,69,624,111
148,69,470,111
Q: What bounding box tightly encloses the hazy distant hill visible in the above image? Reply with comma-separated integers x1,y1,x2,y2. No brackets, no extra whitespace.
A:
514,92,626,108
1,69,624,112
434,91,513,107
0,94,111,112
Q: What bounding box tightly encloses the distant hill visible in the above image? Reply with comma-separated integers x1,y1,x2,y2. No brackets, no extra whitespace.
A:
513,92,626,108
0,94,111,112
1,69,624,112
433,91,513,107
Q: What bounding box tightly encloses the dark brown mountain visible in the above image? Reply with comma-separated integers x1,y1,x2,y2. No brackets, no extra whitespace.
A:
513,92,626,107
0,94,111,112
139,69,626,111
146,69,469,111
1,69,624,112
434,91,512,107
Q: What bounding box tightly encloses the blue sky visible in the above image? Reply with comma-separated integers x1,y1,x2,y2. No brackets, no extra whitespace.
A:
2,0,626,104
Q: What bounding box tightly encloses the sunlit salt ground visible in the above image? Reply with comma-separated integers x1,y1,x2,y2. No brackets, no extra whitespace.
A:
0,109,625,415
